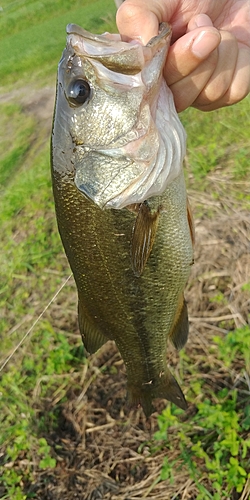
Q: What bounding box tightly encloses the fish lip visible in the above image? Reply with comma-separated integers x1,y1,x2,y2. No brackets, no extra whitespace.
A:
66,23,122,42
146,23,172,47
66,23,135,52
66,22,172,47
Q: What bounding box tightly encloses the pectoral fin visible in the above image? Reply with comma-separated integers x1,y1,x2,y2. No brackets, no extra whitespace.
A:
169,295,189,350
187,197,195,247
78,297,107,354
131,202,160,277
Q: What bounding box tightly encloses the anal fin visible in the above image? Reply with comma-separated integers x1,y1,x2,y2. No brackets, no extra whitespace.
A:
169,296,189,350
78,298,107,354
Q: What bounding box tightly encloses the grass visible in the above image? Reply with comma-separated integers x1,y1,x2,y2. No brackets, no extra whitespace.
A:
0,1,249,498
182,102,250,186
153,333,250,499
0,0,117,88
0,103,35,187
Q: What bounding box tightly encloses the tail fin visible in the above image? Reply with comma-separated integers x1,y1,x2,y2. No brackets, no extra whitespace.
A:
127,369,187,417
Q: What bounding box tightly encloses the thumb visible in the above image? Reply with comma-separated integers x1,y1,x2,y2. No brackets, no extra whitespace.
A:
116,1,161,44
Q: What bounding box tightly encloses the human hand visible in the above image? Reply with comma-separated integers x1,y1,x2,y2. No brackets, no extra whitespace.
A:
116,0,250,111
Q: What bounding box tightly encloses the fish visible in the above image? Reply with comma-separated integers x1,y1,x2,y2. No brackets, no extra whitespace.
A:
51,22,194,417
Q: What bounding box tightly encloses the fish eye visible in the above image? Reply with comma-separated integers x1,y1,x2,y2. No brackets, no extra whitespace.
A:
68,79,91,106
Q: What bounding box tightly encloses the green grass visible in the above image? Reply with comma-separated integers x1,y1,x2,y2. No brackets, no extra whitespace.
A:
0,1,249,498
181,100,250,184
0,103,35,187
153,329,250,499
0,0,117,88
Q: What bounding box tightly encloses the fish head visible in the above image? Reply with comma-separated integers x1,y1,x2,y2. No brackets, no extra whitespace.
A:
52,23,186,208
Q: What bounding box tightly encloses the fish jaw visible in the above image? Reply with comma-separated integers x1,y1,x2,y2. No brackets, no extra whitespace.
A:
53,23,186,209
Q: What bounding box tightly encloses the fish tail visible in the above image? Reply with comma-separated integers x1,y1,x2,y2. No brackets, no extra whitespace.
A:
127,369,187,417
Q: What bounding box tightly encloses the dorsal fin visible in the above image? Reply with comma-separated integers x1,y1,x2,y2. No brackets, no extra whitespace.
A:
131,202,161,277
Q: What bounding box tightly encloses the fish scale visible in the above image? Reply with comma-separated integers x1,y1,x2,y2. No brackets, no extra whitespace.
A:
51,23,194,416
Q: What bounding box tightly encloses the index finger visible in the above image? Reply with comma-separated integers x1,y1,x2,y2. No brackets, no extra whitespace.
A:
165,26,221,86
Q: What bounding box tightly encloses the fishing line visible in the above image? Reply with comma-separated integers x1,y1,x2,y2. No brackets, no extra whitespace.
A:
0,0,32,13
0,273,73,373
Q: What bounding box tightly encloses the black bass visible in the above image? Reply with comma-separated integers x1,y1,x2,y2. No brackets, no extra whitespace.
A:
51,23,194,416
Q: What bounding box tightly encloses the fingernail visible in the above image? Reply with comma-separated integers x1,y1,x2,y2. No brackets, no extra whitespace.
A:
192,30,220,59
193,14,213,28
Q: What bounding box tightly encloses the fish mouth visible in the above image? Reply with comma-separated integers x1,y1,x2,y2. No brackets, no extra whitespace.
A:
66,23,171,75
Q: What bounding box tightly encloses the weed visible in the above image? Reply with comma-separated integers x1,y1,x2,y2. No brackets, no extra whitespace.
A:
214,325,250,370
153,327,250,498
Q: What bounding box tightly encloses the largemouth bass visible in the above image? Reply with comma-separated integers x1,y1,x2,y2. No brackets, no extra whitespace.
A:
51,23,194,416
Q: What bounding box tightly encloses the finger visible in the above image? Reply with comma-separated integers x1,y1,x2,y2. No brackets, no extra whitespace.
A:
116,0,163,44
169,50,219,112
165,27,221,87
187,13,214,31
226,48,250,104
194,47,250,111
193,31,238,110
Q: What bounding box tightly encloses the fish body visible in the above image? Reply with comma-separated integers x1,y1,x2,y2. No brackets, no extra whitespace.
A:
51,23,194,416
